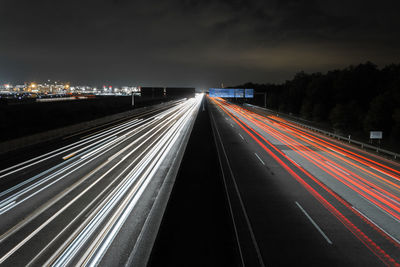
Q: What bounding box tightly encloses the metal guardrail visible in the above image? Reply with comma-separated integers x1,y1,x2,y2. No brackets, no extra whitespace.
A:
244,104,400,160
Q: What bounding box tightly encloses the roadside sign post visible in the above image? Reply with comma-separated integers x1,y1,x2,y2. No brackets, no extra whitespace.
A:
369,131,382,148
264,92,267,108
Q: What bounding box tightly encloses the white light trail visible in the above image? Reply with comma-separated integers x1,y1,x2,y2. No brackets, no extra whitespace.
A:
0,95,203,266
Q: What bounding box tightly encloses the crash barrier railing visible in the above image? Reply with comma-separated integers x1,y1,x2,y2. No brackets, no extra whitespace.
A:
244,104,400,160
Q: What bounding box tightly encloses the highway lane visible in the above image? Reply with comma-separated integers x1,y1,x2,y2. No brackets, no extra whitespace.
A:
0,99,186,191
237,102,400,240
0,95,202,266
209,97,400,266
244,104,400,174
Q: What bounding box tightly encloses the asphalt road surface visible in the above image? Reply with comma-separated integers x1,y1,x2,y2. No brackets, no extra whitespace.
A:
208,97,400,266
148,94,240,267
0,95,202,266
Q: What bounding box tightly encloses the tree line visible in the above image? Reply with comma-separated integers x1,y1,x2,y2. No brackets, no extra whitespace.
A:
235,62,400,151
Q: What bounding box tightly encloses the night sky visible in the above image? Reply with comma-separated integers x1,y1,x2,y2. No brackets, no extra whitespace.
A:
1,0,400,88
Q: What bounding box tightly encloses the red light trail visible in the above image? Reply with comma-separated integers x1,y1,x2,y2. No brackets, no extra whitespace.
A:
210,97,400,266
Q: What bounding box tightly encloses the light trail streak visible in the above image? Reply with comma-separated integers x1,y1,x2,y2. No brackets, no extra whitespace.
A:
0,101,187,209
240,111,400,221
0,136,120,214
0,117,143,179
0,101,184,180
271,120,400,181
268,114,400,178
210,97,400,265
80,103,198,267
232,104,400,220
0,95,202,266
247,103,400,199
47,97,201,266
225,101,400,210
221,101,400,211
231,103,400,179
0,106,186,243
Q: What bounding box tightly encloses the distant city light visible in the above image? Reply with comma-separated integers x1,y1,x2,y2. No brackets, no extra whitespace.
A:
0,81,141,97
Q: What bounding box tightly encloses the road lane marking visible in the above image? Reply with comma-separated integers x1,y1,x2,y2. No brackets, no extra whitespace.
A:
362,196,400,224
282,151,301,168
217,100,400,264
230,123,234,128
254,153,265,165
238,133,244,140
211,109,245,267
210,107,265,267
290,159,300,168
295,201,333,245
352,206,400,245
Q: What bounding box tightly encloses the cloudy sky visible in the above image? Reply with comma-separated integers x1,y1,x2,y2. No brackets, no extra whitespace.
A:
1,0,399,88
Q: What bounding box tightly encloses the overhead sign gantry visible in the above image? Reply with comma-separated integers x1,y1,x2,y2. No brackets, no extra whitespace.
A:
209,88,254,98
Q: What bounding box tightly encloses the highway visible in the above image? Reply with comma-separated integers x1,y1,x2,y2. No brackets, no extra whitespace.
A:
209,97,400,266
0,95,202,266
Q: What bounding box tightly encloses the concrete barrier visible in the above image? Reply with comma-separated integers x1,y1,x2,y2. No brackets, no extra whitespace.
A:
124,95,201,267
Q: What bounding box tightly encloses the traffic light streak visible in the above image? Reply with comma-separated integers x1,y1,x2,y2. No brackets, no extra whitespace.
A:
210,97,399,266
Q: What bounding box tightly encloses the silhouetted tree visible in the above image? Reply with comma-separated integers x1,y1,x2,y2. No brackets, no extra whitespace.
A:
235,62,400,151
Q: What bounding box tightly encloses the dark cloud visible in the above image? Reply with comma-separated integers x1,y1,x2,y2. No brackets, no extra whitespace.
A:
0,0,400,87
